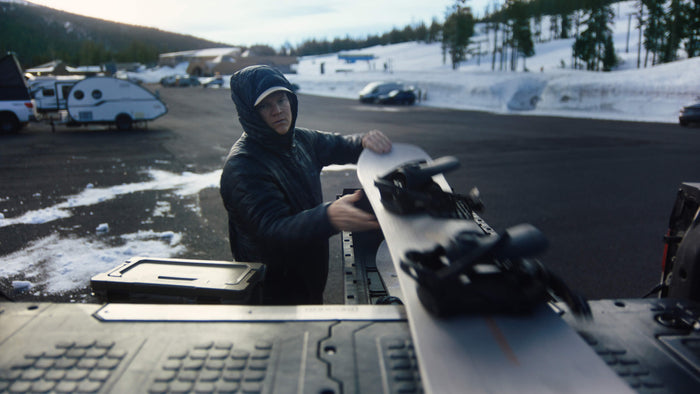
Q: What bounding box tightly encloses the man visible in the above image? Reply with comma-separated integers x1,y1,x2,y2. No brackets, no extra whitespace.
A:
220,65,392,305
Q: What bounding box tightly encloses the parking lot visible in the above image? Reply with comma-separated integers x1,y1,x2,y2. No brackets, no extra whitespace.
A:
1,85,697,304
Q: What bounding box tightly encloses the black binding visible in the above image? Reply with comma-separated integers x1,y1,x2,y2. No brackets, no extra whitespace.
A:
375,157,591,319
374,156,484,218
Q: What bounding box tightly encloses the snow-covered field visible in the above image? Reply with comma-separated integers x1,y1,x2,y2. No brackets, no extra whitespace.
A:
2,0,698,299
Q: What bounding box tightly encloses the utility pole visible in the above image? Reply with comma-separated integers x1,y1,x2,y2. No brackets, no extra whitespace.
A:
637,6,644,68
492,22,498,71
626,13,633,53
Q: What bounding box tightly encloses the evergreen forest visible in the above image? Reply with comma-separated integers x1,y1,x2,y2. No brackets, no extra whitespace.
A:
2,0,698,72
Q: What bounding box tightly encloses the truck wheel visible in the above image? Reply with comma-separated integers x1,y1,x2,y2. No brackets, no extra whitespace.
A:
0,113,20,133
115,114,132,131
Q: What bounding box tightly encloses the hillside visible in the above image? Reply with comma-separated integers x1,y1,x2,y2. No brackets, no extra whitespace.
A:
287,1,698,124
0,0,233,68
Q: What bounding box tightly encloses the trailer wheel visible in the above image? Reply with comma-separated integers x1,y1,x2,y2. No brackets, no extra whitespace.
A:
115,114,133,131
0,113,21,134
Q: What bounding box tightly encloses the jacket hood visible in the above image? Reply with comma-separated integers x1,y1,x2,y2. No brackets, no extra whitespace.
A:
230,65,299,151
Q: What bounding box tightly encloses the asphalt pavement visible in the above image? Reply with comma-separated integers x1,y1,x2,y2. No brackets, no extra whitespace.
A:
1,85,698,304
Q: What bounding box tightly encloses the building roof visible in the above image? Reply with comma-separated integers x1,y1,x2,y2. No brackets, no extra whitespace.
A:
159,47,241,59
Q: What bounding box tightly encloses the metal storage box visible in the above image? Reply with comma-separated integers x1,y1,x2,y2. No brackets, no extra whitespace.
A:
90,257,264,304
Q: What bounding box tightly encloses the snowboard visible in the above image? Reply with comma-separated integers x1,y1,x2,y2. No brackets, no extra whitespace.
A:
357,143,631,393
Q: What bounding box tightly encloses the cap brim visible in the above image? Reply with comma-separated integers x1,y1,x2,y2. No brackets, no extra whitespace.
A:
254,86,293,106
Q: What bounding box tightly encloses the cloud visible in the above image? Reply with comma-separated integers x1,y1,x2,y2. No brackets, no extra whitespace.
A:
26,0,458,47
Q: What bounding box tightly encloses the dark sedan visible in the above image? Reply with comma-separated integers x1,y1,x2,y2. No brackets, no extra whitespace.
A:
679,102,700,126
359,81,416,105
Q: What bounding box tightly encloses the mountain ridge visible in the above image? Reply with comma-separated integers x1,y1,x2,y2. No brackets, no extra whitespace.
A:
0,0,235,68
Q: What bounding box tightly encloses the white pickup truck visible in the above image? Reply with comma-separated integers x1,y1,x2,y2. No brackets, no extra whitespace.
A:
0,53,36,133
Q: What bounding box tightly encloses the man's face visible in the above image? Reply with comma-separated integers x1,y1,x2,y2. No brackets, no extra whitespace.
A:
256,91,292,135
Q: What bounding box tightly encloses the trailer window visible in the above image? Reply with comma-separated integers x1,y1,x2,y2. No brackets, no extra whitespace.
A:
92,90,102,99
73,90,84,100
42,89,55,97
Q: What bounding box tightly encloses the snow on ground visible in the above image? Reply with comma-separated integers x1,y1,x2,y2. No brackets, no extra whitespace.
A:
0,169,221,228
0,168,219,296
291,52,699,122
0,165,362,297
3,1,698,298
1,232,185,295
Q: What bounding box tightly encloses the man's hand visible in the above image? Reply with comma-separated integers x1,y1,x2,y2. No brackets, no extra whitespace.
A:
328,190,380,231
362,129,392,154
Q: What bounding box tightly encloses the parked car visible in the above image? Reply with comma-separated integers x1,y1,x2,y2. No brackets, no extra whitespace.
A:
177,75,200,87
159,75,177,87
160,75,200,87
202,76,224,88
359,81,416,105
679,101,700,126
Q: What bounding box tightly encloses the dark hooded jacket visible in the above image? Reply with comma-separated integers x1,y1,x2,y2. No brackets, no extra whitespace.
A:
220,65,364,304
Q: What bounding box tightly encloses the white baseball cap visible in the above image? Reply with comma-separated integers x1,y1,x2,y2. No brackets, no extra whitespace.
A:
254,86,293,106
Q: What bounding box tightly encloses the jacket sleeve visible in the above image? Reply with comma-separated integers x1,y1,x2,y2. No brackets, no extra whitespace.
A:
306,129,365,167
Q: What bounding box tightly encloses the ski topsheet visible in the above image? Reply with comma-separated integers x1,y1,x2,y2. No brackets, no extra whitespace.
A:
357,143,631,393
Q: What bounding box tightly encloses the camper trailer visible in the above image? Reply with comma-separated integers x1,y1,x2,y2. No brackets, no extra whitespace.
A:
64,77,167,130
28,76,84,114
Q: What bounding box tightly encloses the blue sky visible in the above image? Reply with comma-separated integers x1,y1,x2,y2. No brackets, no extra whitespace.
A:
25,0,492,48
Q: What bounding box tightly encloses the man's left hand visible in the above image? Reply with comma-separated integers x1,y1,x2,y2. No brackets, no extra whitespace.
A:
362,129,392,154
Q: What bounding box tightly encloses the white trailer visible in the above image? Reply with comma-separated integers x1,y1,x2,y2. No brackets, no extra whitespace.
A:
28,76,84,114
64,77,167,130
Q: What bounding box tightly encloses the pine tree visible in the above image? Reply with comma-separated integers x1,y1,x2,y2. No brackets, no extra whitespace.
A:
550,15,560,40
442,1,475,70
685,0,700,57
643,0,666,66
508,0,535,71
414,22,429,43
561,13,572,39
603,35,618,70
663,0,687,62
428,19,443,43
573,1,616,71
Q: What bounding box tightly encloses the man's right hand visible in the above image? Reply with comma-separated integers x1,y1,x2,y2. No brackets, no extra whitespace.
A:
327,190,380,232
